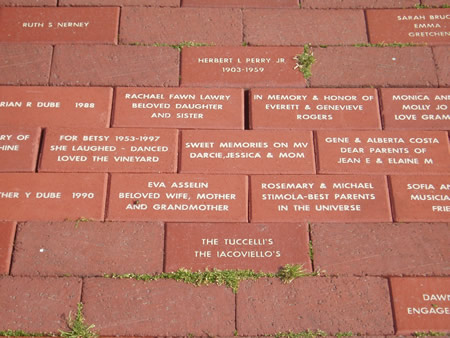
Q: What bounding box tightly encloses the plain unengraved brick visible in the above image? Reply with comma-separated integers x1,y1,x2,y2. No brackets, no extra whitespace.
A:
423,0,450,5
0,0,56,5
0,277,81,332
237,277,394,335
433,46,450,87
0,222,16,274
183,0,299,7
310,47,438,87
300,0,417,8
311,223,450,276
59,0,179,5
244,9,367,46
11,221,164,276
120,8,242,46
0,45,52,85
83,278,235,336
50,45,179,87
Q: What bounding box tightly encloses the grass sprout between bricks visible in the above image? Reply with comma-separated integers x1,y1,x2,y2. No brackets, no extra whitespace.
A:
294,44,315,80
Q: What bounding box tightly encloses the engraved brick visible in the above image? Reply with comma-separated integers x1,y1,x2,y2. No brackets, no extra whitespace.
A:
301,0,416,8
181,47,306,88
0,7,119,44
390,175,450,222
0,221,16,274
107,174,248,222
237,277,394,335
0,173,107,221
39,128,178,173
50,45,179,87
0,126,41,172
0,45,52,85
60,0,179,5
367,9,450,45
250,88,381,130
434,46,450,87
120,7,242,46
244,9,367,46
250,175,392,222
165,222,311,272
11,221,164,276
316,131,449,174
113,87,244,129
0,0,56,5
0,86,112,128
0,277,81,332
182,0,299,7
390,277,450,334
312,222,450,276
180,129,315,174
83,278,235,336
310,46,438,87
381,88,450,130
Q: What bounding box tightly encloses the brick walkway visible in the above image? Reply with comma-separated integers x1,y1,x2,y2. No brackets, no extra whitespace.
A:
0,0,449,336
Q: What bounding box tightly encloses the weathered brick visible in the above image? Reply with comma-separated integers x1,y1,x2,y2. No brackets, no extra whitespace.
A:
120,7,242,46
50,45,179,87
423,0,450,6
59,0,179,5
83,278,235,336
11,221,164,276
0,45,52,85
434,46,450,87
310,46,438,87
183,0,299,7
0,277,81,332
0,222,16,274
237,277,394,335
0,0,56,5
312,222,450,276
244,9,367,45
301,0,416,8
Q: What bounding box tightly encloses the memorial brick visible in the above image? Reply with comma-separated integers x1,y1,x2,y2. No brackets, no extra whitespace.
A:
113,87,244,129
182,0,299,7
120,7,242,46
434,46,450,87
390,175,450,222
0,126,41,172
367,9,450,45
39,128,178,173
181,47,307,88
11,221,164,276
0,277,81,332
249,88,381,130
107,173,248,222
390,277,450,334
244,9,367,46
0,7,119,44
0,221,16,274
179,130,315,174
381,88,450,130
50,45,179,87
300,0,417,8
0,86,112,128
316,130,450,174
0,173,107,221
165,222,311,272
250,175,392,222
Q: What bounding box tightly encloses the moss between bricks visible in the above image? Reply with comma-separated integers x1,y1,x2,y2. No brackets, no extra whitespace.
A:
129,41,214,50
354,42,426,48
415,3,450,8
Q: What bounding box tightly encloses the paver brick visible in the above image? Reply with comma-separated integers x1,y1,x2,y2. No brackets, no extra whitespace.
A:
50,45,179,87
181,47,306,88
59,0,179,5
0,86,112,128
0,7,119,44
381,88,450,130
183,0,299,7
165,222,312,272
300,0,416,8
310,46,438,87
244,9,367,46
0,173,107,221
0,221,16,274
237,277,394,335
0,126,41,172
434,46,450,87
312,222,450,276
113,87,244,129
0,277,81,332
120,7,242,46
179,129,315,174
249,88,381,130
0,44,52,85
389,175,450,222
390,277,450,334
11,221,164,276
0,0,56,5
83,278,235,336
